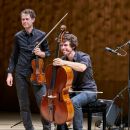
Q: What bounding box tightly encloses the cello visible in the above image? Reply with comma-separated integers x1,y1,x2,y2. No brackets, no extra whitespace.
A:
40,26,74,124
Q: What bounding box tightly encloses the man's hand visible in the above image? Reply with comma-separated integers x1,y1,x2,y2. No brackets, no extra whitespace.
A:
6,73,13,87
53,58,65,66
53,58,87,72
33,47,45,58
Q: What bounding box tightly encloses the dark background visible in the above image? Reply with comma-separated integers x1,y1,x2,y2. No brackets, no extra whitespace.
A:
0,0,129,121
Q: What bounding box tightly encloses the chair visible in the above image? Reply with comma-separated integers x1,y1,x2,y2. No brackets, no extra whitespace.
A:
82,99,107,130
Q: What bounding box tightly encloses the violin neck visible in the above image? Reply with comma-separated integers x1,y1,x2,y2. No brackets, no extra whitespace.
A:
35,56,39,70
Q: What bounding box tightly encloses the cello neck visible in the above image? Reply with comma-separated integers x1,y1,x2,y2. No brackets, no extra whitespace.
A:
50,30,66,90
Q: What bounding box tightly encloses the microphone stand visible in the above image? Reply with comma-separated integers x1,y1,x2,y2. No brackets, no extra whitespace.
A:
107,40,130,130
107,86,127,130
10,120,22,128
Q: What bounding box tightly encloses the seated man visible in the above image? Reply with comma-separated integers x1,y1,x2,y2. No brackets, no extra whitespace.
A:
53,33,97,130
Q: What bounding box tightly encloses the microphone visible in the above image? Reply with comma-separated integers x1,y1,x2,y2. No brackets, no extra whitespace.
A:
105,47,121,56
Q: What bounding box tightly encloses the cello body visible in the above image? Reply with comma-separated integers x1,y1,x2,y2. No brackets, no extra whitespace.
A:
40,64,74,124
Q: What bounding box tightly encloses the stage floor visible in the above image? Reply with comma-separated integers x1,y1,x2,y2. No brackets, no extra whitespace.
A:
0,111,128,130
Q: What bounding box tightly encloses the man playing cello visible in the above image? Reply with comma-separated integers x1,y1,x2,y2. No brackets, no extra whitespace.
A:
53,33,97,130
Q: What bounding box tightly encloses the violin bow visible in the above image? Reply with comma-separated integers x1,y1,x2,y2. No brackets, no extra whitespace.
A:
33,13,68,51
69,90,103,94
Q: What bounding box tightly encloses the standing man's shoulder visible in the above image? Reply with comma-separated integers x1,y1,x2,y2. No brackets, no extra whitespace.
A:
15,30,24,37
34,28,46,37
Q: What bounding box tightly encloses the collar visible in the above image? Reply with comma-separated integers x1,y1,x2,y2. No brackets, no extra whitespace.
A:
73,51,77,61
23,28,35,36
63,51,77,61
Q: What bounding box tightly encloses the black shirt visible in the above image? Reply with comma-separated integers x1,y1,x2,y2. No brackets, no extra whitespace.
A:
7,28,50,76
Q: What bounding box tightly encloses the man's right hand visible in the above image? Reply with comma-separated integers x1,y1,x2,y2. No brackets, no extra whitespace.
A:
6,73,13,87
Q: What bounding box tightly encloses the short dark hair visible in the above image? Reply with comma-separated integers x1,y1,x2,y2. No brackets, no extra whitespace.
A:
21,9,36,18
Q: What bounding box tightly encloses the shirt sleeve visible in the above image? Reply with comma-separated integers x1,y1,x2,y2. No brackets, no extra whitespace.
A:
80,53,91,68
40,33,51,57
7,36,19,73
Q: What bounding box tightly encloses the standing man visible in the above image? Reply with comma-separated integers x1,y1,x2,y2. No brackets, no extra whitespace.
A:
53,33,97,130
6,9,51,130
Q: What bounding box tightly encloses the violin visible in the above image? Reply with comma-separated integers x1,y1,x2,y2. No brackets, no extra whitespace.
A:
40,25,74,124
30,13,68,85
30,54,46,85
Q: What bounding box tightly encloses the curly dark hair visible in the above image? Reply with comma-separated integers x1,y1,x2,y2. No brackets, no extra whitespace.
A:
63,33,78,50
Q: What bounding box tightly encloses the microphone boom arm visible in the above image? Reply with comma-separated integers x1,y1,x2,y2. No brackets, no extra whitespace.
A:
106,40,130,56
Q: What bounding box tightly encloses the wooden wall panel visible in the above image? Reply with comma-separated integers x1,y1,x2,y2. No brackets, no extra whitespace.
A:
0,0,130,117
